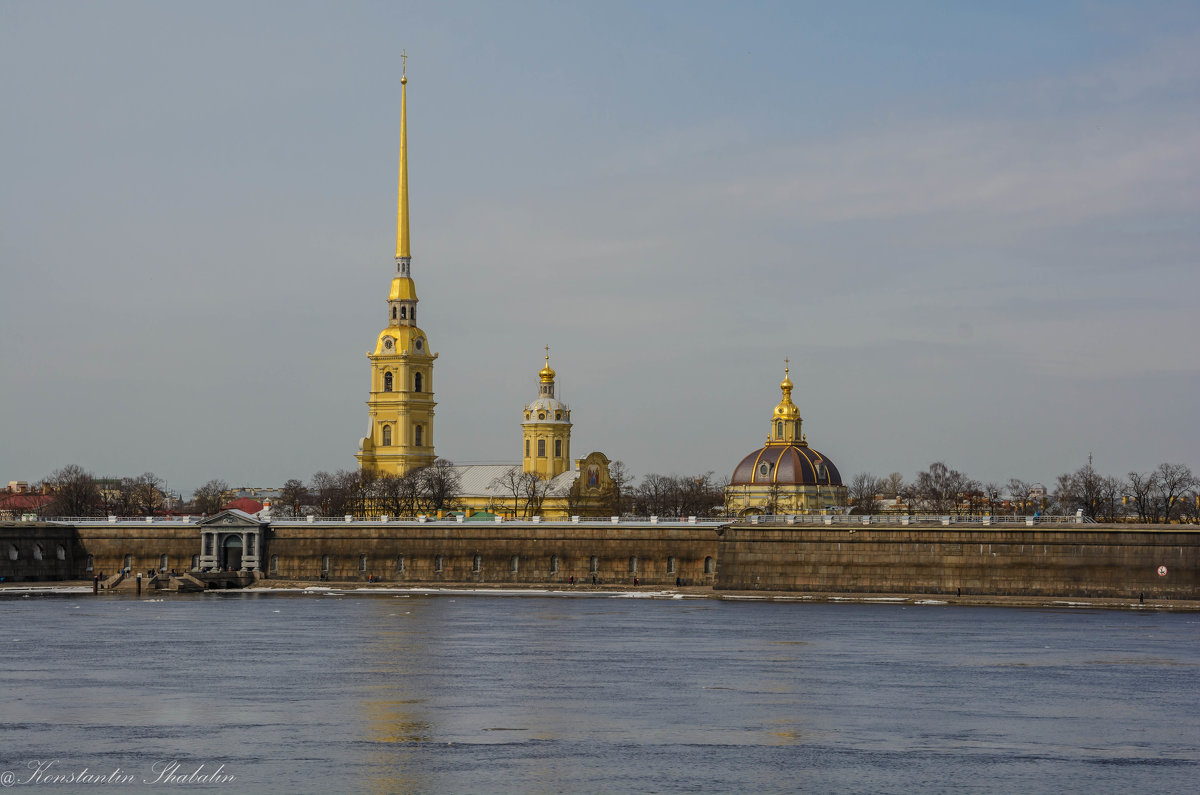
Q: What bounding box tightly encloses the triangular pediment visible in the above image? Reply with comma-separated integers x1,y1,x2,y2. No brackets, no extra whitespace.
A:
197,509,265,528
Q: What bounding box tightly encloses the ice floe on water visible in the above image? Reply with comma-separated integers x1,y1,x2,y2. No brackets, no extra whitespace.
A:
0,586,92,596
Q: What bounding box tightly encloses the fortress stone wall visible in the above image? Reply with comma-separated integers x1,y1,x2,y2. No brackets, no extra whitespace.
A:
4,519,1198,600
715,523,1200,599
266,520,719,586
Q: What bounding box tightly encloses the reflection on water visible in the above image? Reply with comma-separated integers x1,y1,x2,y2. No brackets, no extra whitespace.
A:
1,591,1198,793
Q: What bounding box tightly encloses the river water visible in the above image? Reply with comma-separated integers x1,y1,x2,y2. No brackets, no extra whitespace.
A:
1,589,1197,793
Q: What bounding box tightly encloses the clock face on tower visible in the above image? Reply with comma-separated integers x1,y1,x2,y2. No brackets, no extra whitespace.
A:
415,338,423,351
384,338,394,351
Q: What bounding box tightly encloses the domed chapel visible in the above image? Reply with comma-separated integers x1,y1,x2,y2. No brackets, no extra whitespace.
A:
725,363,848,516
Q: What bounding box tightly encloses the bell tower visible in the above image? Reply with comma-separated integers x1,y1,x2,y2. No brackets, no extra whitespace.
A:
357,56,438,476
522,348,572,480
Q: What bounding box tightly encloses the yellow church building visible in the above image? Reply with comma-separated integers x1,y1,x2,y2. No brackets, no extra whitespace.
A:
355,65,614,519
355,64,437,477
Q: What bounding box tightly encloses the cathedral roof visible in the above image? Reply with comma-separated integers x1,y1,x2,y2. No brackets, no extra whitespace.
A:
729,444,843,487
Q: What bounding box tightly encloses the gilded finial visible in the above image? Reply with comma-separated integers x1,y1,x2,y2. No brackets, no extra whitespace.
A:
773,359,800,425
539,346,556,383
401,50,407,84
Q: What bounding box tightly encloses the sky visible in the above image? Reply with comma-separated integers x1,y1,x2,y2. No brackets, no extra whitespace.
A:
2,0,1198,498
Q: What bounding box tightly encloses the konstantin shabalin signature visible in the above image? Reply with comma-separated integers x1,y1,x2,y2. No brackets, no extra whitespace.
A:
1,759,236,787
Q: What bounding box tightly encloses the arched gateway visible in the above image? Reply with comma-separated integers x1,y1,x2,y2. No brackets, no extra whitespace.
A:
197,509,268,572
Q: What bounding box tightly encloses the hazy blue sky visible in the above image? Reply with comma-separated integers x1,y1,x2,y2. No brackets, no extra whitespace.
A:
2,1,1198,497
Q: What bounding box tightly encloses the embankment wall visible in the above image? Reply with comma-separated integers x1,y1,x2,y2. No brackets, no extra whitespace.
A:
266,521,719,586
5,520,1198,599
715,523,1200,598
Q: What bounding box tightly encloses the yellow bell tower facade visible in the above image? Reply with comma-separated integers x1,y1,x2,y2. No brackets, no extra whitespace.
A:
357,60,438,476
522,349,572,480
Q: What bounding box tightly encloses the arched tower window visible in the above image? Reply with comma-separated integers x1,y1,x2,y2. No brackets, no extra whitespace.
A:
383,372,393,392
400,306,407,319
538,439,546,457
525,439,530,458
392,307,397,320
382,425,392,446
415,424,423,446
414,372,423,392
777,421,783,438
554,439,562,458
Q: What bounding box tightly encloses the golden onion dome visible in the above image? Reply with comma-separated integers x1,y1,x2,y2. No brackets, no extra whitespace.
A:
773,362,800,420
539,351,556,383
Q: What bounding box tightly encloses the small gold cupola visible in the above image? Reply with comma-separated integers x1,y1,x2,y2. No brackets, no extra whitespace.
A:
539,349,557,394
769,359,804,444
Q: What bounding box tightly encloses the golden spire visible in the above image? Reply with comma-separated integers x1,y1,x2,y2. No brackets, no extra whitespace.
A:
395,51,410,261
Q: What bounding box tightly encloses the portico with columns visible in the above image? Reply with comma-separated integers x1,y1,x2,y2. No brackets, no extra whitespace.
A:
197,509,269,572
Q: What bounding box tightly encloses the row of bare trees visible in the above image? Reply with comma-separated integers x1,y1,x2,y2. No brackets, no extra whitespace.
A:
32,465,175,517
272,460,464,518
30,458,1197,523
848,461,1200,523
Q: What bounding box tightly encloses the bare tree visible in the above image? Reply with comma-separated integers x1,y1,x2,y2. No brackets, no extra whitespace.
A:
491,466,545,518
191,479,229,515
848,472,881,515
913,462,968,514
43,465,102,517
1097,475,1124,523
129,472,166,516
1054,460,1106,520
1178,486,1200,525
1005,479,1034,515
373,472,420,518
311,470,355,516
607,460,633,516
633,473,672,517
881,472,905,499
279,478,309,517
1126,470,1159,523
416,459,462,514
1153,463,1198,524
